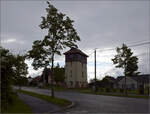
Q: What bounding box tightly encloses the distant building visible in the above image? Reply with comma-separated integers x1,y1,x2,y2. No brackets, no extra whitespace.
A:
114,74,150,90
64,47,88,88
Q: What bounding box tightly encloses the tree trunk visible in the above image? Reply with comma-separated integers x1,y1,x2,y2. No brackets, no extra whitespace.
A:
51,53,55,98
125,75,127,95
43,66,46,86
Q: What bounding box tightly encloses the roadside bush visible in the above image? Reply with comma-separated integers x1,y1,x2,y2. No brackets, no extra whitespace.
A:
112,89,116,93
106,88,110,93
119,89,124,93
145,87,149,95
100,88,104,92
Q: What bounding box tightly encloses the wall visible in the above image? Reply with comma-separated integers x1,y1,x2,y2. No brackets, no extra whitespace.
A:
118,77,137,89
65,61,87,88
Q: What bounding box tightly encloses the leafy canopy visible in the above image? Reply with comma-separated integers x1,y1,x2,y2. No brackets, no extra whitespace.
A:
28,1,80,70
1,46,28,111
112,44,139,76
53,63,65,83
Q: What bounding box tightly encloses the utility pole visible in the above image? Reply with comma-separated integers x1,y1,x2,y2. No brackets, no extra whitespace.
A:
94,49,97,92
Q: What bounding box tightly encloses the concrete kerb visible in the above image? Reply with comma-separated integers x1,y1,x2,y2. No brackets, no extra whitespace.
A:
44,101,75,114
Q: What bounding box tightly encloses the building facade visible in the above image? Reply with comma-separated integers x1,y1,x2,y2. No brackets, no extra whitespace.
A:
114,74,150,90
64,47,88,88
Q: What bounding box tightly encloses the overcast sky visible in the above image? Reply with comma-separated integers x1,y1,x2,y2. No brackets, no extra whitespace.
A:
1,0,150,81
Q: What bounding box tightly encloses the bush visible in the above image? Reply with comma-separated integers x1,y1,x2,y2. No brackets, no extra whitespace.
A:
112,89,116,93
106,88,110,93
144,87,149,95
100,88,104,92
119,89,124,93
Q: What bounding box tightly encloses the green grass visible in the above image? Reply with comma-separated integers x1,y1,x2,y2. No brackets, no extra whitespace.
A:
18,89,71,107
79,89,149,99
3,93,32,113
53,86,68,91
38,85,68,91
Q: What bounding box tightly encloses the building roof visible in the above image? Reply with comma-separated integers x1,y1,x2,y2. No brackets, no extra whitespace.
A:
64,47,88,57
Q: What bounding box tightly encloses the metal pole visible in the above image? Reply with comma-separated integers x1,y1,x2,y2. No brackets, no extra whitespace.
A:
94,49,97,92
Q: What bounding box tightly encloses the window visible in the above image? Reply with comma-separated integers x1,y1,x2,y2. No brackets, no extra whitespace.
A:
82,71,84,77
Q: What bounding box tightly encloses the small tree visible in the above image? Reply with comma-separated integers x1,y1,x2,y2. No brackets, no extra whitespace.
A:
28,1,80,98
1,47,28,111
53,63,65,84
13,55,28,89
1,46,15,111
112,44,139,95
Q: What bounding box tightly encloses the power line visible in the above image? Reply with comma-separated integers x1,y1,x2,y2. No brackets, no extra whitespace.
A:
97,41,150,53
87,41,150,56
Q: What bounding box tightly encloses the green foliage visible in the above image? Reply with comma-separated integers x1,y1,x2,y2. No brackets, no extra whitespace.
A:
1,46,16,111
18,90,71,107
112,44,139,76
27,1,80,98
112,89,117,93
105,88,110,93
53,63,65,83
1,46,28,111
2,93,32,113
14,76,29,87
27,40,49,70
13,54,28,88
99,88,104,92
100,76,115,88
27,1,80,70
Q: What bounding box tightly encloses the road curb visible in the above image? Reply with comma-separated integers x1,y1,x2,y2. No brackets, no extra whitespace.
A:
45,101,75,113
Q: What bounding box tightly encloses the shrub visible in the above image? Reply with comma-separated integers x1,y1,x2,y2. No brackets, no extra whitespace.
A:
100,88,104,92
112,89,116,93
106,88,110,93
119,89,124,93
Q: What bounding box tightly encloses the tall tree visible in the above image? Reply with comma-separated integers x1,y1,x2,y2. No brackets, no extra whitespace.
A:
112,44,139,95
28,1,80,98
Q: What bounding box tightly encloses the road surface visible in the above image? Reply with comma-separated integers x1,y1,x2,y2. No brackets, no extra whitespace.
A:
20,87,149,113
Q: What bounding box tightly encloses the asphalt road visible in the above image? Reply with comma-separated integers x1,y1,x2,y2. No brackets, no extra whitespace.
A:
20,87,149,113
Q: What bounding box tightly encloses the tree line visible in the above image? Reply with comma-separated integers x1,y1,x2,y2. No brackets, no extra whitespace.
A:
1,46,28,111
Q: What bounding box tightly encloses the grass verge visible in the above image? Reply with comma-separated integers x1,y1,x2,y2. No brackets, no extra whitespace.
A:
79,90,149,99
18,89,71,107
3,93,32,113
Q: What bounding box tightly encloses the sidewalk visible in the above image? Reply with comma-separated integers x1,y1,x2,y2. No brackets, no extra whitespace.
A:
18,92,61,113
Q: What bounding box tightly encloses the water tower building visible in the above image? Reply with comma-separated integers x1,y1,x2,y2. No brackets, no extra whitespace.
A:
64,47,88,88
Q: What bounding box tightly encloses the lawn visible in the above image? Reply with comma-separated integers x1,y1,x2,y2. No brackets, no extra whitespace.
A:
18,89,71,107
2,93,32,113
77,88,149,99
